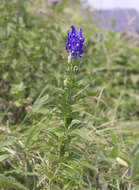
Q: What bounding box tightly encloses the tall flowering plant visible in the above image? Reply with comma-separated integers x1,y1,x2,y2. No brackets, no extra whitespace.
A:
64,25,85,127
48,25,85,190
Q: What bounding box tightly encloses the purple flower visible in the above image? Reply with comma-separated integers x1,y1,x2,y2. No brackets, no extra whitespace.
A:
93,32,98,39
66,25,85,59
51,0,59,4
99,33,104,42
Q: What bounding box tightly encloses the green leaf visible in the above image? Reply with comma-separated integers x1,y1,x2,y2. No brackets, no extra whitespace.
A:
0,174,29,190
82,161,98,174
131,150,139,178
110,145,119,159
0,140,14,149
72,129,91,141
25,125,38,147
111,133,119,143
101,173,122,181
131,141,139,155
26,159,37,189
32,95,49,113
11,82,25,95
0,154,9,162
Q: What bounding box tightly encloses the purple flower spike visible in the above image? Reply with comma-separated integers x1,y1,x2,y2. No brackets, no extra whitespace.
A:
93,32,98,39
66,25,85,59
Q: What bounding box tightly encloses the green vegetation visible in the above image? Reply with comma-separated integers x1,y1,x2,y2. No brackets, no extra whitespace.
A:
0,0,139,189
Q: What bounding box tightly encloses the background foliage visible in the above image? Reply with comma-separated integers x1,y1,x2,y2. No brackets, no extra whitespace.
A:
0,0,139,189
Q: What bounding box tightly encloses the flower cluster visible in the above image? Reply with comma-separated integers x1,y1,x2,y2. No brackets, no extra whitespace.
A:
66,25,85,59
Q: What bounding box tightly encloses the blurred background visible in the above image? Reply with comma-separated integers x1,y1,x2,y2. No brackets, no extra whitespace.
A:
0,0,139,190
87,0,139,32
87,0,139,11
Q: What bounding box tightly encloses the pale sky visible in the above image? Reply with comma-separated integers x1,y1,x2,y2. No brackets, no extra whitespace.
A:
87,0,139,12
